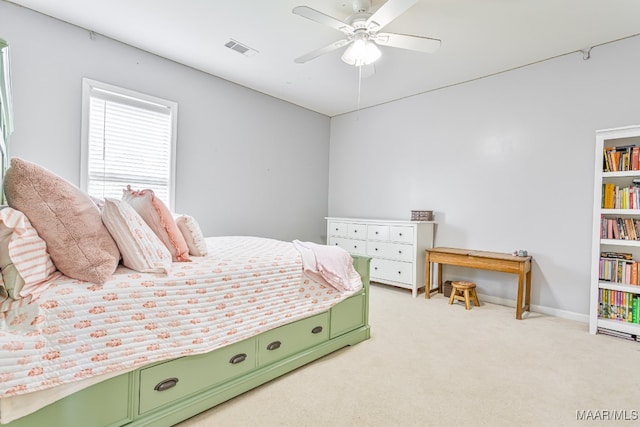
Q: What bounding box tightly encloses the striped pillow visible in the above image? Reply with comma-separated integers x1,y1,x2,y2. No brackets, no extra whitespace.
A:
101,198,172,274
0,207,57,299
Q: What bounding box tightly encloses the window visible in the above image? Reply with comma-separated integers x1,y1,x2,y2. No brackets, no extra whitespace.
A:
80,78,177,209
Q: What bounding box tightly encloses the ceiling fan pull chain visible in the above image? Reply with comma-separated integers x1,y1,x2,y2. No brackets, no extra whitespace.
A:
357,65,362,110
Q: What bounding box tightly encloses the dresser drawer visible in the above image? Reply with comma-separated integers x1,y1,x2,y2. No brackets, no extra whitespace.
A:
258,312,329,366
367,225,389,240
139,338,256,415
329,237,367,256
370,258,413,285
328,221,348,237
367,241,413,262
390,226,414,243
347,223,366,239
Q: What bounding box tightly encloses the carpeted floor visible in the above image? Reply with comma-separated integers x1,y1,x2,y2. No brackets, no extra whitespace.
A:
179,283,640,427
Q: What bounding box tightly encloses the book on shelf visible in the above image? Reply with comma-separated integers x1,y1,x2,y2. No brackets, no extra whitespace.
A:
601,184,640,210
598,289,639,323
600,216,640,240
603,183,615,209
603,144,640,172
600,251,633,260
599,257,637,284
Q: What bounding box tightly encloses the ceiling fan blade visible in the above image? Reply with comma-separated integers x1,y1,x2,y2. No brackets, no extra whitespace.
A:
292,6,354,34
374,32,441,53
365,0,419,31
294,39,352,63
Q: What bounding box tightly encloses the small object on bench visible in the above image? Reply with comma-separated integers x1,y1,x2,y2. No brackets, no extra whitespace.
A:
448,281,480,310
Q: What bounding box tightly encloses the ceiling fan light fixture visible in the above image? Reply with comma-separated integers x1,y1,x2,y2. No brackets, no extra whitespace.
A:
341,38,381,66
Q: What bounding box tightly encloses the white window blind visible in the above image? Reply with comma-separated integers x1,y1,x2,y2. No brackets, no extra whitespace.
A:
81,79,177,209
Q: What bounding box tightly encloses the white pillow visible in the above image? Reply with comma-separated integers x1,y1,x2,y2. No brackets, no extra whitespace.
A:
0,207,57,299
175,214,208,256
101,198,172,274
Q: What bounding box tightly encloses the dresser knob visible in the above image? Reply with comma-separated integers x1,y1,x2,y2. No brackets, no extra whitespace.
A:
399,233,403,236
374,248,378,251
375,231,379,234
374,267,378,270
398,250,402,254
397,271,402,275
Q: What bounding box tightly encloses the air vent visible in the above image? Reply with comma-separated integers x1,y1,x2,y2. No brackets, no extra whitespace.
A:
225,39,258,57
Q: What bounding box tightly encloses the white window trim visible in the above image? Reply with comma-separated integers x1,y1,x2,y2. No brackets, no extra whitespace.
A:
80,78,178,209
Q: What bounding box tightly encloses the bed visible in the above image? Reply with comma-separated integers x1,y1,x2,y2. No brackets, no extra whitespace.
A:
0,156,371,425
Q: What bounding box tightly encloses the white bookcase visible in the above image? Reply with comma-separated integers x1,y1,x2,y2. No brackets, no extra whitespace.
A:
326,217,435,297
590,125,640,336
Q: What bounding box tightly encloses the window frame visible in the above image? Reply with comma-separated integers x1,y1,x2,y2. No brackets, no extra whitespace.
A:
80,78,178,210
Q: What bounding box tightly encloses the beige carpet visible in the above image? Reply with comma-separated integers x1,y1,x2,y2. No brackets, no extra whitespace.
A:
179,283,640,427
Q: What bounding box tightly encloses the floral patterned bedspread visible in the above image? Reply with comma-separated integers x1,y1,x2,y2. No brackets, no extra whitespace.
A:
0,236,362,398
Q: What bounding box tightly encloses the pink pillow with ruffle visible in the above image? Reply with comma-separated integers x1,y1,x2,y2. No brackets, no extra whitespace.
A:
121,186,190,262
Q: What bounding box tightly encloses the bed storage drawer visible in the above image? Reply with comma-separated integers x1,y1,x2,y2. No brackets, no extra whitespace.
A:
330,292,365,338
139,338,256,415
258,312,329,366
6,373,132,427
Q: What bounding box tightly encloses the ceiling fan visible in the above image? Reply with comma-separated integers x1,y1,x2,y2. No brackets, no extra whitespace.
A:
293,0,441,68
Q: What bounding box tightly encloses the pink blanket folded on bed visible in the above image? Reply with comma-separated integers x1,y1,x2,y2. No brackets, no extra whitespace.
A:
293,240,358,292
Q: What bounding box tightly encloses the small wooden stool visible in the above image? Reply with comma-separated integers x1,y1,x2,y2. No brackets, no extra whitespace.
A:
448,281,480,310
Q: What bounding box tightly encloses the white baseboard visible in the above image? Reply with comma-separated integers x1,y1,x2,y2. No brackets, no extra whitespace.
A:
477,293,589,323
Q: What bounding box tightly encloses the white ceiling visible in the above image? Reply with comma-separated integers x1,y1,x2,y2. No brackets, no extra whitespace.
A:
7,0,640,116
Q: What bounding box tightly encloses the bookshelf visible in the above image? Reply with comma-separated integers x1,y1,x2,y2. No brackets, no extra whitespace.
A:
591,125,640,336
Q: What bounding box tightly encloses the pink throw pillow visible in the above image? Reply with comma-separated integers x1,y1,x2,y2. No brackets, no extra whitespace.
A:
122,186,190,262
3,158,120,284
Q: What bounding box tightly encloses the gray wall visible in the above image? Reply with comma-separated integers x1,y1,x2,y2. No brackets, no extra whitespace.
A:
329,35,640,317
4,0,639,317
0,1,330,242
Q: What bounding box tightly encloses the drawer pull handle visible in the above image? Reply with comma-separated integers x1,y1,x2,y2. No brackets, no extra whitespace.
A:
311,326,323,334
267,341,281,351
354,230,358,233
374,267,378,270
154,378,179,392
353,245,358,249
334,243,339,246
374,248,378,251
375,231,379,234
398,250,402,254
397,271,402,275
229,353,247,364
399,233,403,236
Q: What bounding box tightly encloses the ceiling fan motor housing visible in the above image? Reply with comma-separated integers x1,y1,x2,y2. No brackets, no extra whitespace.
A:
351,0,372,13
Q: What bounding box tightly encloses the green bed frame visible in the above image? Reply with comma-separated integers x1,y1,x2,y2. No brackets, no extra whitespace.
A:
4,256,370,427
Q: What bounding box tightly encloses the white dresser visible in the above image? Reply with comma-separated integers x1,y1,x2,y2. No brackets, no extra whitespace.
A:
326,217,435,297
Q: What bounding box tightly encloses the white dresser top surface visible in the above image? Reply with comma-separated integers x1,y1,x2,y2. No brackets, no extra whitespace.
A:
325,217,435,224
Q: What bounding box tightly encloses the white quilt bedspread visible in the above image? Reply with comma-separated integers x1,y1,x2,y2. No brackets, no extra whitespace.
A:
0,236,362,398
